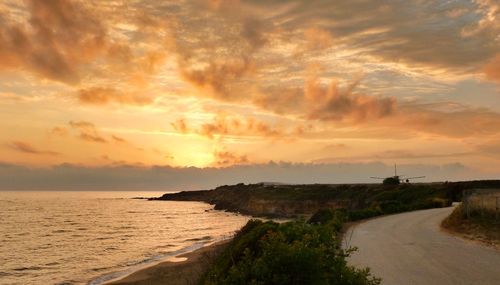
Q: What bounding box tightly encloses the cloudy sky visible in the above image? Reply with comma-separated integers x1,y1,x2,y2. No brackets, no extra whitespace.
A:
0,0,499,189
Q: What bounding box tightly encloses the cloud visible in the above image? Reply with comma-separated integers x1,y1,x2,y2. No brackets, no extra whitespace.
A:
0,0,169,87
322,143,348,152
241,17,268,50
396,103,500,138
77,87,153,106
0,0,499,159
0,0,109,84
314,150,475,164
483,53,500,82
462,0,499,37
213,150,249,167
111,135,127,144
179,57,254,100
66,121,134,146
171,118,189,133
50,127,68,137
292,1,496,70
250,76,397,123
69,121,107,143
304,27,334,51
68,121,95,129
0,161,495,191
0,92,26,102
79,133,107,143
169,0,498,134
476,139,500,157
196,113,284,139
8,141,59,156
304,77,396,122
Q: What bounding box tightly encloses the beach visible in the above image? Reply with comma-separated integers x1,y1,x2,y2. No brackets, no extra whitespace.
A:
104,241,229,285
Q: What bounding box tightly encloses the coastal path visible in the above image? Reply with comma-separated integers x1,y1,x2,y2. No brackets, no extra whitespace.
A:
345,207,500,285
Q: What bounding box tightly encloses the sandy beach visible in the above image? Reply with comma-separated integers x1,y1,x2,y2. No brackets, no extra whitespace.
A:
104,241,229,285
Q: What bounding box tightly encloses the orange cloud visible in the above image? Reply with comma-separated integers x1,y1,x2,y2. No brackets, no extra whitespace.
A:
197,114,283,139
171,119,189,133
476,139,500,157
304,27,334,50
69,121,107,143
79,133,107,143
0,0,169,87
394,103,500,138
213,150,249,167
483,54,500,82
77,87,153,106
8,141,59,156
305,77,396,122
111,135,127,144
0,0,110,84
179,57,254,100
50,127,68,137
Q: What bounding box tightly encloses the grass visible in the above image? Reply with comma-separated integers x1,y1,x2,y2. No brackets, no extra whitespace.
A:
442,204,500,249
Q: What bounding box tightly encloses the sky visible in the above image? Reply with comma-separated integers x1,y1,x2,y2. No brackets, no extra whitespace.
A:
0,0,499,189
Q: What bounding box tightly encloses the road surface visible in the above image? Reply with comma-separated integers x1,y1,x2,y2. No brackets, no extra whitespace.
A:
345,207,500,285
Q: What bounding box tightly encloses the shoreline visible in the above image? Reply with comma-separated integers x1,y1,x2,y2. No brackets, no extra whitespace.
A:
101,240,230,285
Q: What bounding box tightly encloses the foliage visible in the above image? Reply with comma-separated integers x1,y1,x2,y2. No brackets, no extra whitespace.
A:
308,208,345,226
201,214,380,285
442,204,500,247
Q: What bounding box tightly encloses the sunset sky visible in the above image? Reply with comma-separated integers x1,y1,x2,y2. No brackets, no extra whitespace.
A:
0,0,499,189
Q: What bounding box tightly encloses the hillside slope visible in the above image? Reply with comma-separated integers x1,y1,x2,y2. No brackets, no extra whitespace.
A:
153,181,500,218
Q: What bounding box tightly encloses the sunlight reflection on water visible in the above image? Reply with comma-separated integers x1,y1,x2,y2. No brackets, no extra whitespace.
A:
0,191,250,285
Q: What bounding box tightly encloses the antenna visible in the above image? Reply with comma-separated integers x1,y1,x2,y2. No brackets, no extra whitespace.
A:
394,164,397,176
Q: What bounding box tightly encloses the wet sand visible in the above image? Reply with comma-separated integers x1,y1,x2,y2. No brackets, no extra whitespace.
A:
104,241,229,285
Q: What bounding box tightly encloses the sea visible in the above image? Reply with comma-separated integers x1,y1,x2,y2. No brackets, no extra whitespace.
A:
0,191,250,285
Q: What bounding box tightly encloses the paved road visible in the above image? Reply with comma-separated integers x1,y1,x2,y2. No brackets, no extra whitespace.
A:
345,207,500,285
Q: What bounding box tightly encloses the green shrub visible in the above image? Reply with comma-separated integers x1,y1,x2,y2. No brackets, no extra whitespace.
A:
349,208,383,221
201,217,380,285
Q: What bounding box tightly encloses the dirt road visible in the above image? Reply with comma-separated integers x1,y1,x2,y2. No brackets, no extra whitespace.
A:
345,207,500,285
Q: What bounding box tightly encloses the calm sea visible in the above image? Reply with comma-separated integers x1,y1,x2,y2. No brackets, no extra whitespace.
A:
0,191,250,285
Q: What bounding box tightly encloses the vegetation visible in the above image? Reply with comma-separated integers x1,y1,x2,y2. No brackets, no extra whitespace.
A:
442,202,499,248
155,181,476,218
348,185,451,220
201,211,380,285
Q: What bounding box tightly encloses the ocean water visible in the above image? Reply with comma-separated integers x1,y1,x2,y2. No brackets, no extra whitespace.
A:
0,191,250,285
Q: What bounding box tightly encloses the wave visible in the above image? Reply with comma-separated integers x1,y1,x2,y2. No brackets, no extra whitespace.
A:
87,241,210,285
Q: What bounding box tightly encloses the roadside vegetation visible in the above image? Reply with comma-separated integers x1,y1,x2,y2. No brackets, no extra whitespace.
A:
442,191,500,249
200,210,381,285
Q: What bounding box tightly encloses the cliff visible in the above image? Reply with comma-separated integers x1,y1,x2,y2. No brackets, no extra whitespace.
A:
151,181,500,218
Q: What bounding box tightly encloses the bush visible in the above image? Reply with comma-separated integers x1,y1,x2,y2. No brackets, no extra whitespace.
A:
349,208,383,221
202,216,380,285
